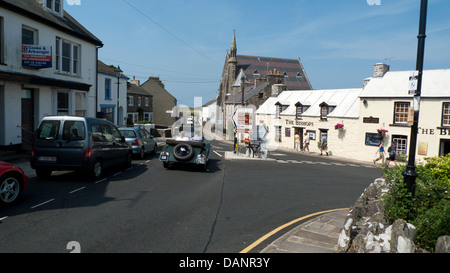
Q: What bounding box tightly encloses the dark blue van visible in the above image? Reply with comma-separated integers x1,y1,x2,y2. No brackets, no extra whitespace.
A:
30,116,132,179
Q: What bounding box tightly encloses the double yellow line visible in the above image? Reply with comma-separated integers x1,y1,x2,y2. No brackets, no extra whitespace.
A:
240,208,349,253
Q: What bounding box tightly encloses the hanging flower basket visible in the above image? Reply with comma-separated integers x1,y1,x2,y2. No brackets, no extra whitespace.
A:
377,129,388,136
334,123,344,130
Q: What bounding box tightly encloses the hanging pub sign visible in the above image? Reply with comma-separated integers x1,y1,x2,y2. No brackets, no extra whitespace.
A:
22,45,52,68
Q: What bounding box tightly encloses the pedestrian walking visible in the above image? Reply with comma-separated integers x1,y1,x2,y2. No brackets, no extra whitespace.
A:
385,142,398,168
373,141,386,165
320,133,328,156
303,132,310,153
294,133,301,152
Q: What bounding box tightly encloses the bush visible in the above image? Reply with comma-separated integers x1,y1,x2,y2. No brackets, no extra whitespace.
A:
382,155,450,252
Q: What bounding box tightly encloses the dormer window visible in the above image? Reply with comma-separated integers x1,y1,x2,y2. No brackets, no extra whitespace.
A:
275,102,288,119
45,0,63,16
295,102,310,119
319,102,335,121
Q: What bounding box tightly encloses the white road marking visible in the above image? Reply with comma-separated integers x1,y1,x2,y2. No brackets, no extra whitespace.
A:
31,199,55,209
213,150,222,157
95,178,107,184
69,186,86,194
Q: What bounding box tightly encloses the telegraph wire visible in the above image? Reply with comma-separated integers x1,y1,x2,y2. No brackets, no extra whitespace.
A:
100,57,218,79
121,0,219,65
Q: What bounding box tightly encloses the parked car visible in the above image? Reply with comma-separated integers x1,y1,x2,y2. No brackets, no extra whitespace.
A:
118,127,158,159
30,116,132,179
159,137,210,171
0,161,27,206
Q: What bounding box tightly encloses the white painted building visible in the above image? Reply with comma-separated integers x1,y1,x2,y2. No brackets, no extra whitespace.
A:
0,0,103,150
97,60,128,127
256,64,450,163
256,88,363,157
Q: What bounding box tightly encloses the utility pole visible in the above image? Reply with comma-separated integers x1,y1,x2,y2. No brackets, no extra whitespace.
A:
402,0,428,196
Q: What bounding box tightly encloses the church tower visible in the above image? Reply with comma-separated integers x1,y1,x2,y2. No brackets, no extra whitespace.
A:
217,31,239,108
227,31,238,95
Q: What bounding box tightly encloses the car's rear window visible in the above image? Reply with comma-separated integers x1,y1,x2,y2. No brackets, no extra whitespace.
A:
62,121,86,140
37,120,61,140
120,130,137,138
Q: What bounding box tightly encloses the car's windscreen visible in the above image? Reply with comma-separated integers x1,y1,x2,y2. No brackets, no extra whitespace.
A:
62,121,86,140
120,130,137,138
37,120,60,140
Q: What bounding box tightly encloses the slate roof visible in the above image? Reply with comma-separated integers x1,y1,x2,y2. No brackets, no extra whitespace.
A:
256,88,363,119
236,55,312,90
0,0,103,46
225,82,269,104
98,60,130,80
128,83,152,97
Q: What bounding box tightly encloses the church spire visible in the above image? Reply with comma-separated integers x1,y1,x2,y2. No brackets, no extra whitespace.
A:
228,30,237,64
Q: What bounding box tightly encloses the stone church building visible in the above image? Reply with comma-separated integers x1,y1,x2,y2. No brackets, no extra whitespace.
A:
216,32,313,134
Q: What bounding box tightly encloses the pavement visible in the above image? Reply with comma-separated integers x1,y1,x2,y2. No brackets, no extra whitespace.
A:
260,209,349,253
5,136,357,253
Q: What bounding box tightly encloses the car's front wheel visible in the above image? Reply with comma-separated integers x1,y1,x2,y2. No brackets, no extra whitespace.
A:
0,173,22,205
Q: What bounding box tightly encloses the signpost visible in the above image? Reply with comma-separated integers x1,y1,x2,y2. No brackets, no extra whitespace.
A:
232,107,255,154
22,45,52,68
403,0,428,196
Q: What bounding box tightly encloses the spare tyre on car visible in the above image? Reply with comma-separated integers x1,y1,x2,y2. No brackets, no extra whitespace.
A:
173,143,194,161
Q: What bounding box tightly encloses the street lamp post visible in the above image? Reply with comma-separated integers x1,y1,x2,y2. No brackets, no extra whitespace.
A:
114,66,123,127
402,0,428,196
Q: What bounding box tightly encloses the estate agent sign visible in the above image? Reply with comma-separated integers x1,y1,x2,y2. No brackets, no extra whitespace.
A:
22,45,52,68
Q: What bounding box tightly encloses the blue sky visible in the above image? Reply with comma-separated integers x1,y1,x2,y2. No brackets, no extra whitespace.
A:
66,0,450,107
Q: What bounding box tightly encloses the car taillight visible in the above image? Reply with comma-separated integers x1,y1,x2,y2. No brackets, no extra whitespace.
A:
84,148,92,159
31,148,35,158
132,139,140,145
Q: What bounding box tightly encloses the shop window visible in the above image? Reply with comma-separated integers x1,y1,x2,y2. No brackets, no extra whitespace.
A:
275,126,282,142
57,92,69,116
100,107,114,123
392,135,408,157
75,92,86,117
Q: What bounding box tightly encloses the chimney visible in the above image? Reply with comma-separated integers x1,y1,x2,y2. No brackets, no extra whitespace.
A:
271,84,285,97
130,76,140,86
149,76,165,88
373,63,390,77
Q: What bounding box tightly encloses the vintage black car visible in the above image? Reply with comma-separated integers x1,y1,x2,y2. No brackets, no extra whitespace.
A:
159,139,211,171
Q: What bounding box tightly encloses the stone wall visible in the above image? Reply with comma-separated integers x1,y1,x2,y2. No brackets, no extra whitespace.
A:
336,178,450,253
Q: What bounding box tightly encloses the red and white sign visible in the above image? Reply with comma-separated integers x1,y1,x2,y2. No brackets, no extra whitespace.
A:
22,45,52,68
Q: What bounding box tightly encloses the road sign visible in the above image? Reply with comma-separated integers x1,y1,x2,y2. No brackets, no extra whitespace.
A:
408,71,419,95
232,107,254,134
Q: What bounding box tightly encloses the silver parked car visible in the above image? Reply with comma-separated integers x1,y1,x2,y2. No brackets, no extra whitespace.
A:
119,127,158,159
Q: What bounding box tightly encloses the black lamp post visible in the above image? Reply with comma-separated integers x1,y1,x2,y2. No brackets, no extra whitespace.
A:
114,65,123,126
402,0,428,196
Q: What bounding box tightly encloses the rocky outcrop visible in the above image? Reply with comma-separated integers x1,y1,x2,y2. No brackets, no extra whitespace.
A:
336,178,448,253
